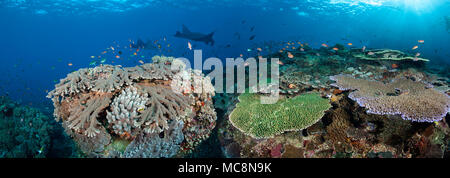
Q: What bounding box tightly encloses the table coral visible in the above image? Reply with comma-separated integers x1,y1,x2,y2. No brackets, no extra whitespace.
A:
47,56,216,157
229,92,331,139
330,74,450,122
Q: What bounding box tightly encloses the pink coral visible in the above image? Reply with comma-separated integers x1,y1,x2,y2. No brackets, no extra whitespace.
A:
330,74,450,122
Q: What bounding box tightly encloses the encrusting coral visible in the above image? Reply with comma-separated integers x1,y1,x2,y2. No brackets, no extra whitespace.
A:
330,74,450,122
229,92,331,139
47,56,216,157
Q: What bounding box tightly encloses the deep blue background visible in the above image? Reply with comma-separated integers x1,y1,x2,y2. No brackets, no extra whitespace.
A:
0,0,449,110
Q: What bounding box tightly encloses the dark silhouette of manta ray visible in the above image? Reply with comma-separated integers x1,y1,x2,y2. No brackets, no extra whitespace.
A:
174,25,215,46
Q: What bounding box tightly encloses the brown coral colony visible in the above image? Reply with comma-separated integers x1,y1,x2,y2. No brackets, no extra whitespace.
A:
47,56,217,157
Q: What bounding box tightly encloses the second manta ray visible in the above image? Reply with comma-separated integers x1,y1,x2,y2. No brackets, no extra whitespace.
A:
174,25,215,46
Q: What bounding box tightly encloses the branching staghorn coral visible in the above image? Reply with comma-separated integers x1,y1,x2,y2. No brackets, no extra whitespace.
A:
135,84,191,134
48,56,184,98
58,92,112,137
48,65,132,97
48,56,217,157
126,56,185,81
330,74,450,122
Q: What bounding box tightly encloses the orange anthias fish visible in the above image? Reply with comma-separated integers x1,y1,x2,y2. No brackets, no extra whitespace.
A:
412,46,418,50
332,47,339,51
413,53,421,61
188,42,192,50
391,63,399,69
287,52,294,58
321,43,328,48
347,43,353,46
277,61,284,65
67,63,73,66
418,40,424,44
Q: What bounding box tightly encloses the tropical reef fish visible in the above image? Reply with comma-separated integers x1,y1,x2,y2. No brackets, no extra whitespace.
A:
174,25,215,46
249,35,256,40
287,52,294,58
188,42,192,50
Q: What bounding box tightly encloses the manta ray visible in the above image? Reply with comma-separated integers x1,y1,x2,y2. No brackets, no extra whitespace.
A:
174,25,215,46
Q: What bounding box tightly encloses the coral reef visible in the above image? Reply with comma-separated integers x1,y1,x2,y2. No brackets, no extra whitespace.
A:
121,120,185,158
330,74,450,122
229,92,331,138
48,56,216,158
218,92,449,158
216,45,450,158
0,96,55,158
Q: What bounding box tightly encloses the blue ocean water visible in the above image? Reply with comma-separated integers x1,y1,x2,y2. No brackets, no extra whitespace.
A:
0,0,449,112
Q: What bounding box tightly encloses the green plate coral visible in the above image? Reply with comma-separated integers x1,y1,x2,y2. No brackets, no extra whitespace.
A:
229,92,331,139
